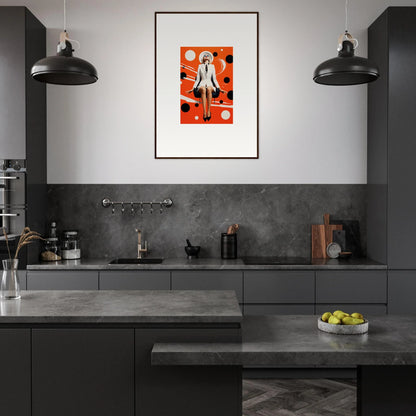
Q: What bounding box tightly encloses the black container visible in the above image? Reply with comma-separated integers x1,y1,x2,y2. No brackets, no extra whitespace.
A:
221,233,237,259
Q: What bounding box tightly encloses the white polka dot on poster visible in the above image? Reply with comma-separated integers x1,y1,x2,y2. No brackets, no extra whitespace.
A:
221,110,231,120
185,50,196,61
195,116,199,120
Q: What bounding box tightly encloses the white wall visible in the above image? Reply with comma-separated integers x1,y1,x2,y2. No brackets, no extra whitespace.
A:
1,0,415,184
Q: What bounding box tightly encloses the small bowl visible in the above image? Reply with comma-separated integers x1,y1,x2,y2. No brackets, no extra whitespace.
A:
318,318,369,335
185,246,200,258
338,251,353,259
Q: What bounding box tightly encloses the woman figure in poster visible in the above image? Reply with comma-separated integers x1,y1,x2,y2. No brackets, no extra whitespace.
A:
186,51,225,122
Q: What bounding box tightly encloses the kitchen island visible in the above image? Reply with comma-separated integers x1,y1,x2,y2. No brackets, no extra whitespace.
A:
0,290,242,416
153,315,416,416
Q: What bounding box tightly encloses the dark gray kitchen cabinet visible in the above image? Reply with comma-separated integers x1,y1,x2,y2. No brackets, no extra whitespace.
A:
135,327,241,416
316,271,387,304
171,271,243,303
368,8,416,269
244,271,315,304
244,304,314,315
100,271,170,290
0,7,46,159
0,7,46,265
315,304,387,315
27,271,99,290
0,329,31,416
32,329,134,416
388,271,416,314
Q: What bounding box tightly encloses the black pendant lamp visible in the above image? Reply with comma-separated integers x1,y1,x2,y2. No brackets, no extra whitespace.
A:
31,0,98,85
313,0,379,86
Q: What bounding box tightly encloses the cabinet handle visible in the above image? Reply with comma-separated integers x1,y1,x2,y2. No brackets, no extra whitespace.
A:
0,176,19,180
0,213,19,217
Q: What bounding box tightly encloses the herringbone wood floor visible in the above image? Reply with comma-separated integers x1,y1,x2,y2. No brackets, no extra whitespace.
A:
243,379,356,416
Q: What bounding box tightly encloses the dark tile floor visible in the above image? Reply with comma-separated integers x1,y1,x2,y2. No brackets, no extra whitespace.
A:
243,379,356,416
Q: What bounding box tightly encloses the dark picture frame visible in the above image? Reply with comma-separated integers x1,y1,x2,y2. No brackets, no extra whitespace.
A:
155,11,259,159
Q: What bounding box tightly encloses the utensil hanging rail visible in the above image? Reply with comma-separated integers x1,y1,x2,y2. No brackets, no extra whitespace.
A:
101,197,173,215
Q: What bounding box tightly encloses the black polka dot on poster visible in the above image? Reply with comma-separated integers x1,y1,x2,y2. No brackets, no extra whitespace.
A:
181,103,190,112
226,55,233,64
213,52,218,57
220,100,223,104
224,77,230,83
195,103,199,107
227,90,233,100
180,72,187,79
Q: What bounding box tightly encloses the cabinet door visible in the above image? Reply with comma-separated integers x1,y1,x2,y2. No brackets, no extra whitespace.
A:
0,7,25,158
136,328,241,416
171,271,243,302
100,271,170,290
388,271,416,314
316,271,387,303
244,271,315,304
244,304,314,315
0,329,30,416
27,271,99,290
32,329,134,416
387,9,416,269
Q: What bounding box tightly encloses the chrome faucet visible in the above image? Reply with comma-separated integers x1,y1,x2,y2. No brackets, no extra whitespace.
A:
135,228,148,259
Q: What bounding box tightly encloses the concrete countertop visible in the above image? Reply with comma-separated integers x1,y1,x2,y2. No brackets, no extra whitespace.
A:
152,315,416,366
27,257,387,270
0,290,242,324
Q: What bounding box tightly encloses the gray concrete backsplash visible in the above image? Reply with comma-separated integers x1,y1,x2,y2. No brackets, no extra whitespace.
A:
47,185,367,259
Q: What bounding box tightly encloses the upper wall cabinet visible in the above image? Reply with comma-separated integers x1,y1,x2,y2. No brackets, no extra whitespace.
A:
367,7,416,269
0,7,45,159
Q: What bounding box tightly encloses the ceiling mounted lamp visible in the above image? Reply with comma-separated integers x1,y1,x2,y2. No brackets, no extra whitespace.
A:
31,0,98,85
313,0,379,86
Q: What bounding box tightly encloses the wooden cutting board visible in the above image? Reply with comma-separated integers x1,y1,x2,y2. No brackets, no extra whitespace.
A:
311,214,343,258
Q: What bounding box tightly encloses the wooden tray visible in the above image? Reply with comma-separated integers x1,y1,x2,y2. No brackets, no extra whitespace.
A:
317,318,369,335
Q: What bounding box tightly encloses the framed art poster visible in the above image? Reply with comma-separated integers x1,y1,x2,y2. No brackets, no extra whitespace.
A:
155,12,258,159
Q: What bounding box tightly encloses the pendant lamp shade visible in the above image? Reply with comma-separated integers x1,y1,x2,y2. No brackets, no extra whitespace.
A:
313,0,379,86
31,0,98,86
313,40,379,86
31,39,98,85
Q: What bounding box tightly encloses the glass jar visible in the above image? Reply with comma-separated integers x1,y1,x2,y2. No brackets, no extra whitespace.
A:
61,231,81,260
40,237,61,261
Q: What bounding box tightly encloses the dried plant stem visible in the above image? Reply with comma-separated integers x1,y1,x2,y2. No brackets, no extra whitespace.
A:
14,227,43,260
2,227,12,263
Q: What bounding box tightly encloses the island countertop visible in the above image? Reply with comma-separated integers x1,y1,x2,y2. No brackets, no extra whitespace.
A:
152,315,416,366
0,290,242,324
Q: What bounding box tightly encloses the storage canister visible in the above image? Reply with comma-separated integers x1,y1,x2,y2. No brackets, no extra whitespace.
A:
61,231,81,260
221,233,237,259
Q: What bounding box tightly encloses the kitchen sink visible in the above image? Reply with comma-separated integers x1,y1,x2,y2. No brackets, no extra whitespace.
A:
108,258,164,265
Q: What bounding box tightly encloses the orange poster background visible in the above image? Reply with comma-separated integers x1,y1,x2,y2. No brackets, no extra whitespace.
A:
180,46,233,124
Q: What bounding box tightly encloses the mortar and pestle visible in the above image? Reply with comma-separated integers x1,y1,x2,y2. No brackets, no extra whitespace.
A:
185,239,200,259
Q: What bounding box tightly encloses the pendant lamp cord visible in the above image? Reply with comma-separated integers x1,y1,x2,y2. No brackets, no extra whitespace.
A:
337,0,358,50
345,0,348,33
59,0,81,51
63,0,67,32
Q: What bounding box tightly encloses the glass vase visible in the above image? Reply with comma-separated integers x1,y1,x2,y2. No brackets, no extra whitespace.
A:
1,259,20,300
